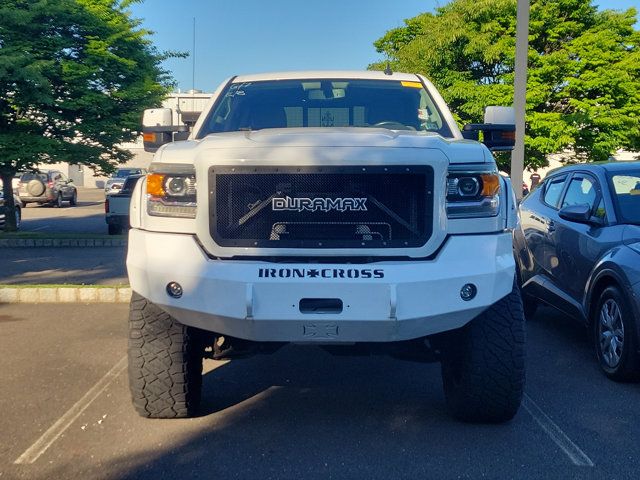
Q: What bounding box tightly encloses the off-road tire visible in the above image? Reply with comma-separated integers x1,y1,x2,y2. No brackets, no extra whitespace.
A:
128,293,205,418
440,283,526,423
593,286,640,382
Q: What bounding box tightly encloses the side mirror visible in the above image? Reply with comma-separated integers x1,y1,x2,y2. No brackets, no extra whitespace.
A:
559,204,593,224
141,108,189,152
463,106,516,152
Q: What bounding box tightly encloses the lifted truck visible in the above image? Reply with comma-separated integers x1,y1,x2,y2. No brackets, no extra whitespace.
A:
128,71,524,423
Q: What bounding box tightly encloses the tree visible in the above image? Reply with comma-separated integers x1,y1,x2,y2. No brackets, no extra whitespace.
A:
0,0,176,231
370,0,640,173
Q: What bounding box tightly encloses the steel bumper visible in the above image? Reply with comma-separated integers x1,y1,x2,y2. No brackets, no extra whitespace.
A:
127,229,515,342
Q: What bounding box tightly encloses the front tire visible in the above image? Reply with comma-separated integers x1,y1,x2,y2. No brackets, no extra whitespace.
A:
440,283,526,423
128,293,205,418
69,190,77,206
594,286,640,382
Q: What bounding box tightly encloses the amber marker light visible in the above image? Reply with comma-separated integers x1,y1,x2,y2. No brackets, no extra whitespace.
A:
480,174,500,197
142,132,156,142
147,173,166,196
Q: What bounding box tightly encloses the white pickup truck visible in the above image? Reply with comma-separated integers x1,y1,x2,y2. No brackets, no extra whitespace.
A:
129,70,524,423
105,175,144,235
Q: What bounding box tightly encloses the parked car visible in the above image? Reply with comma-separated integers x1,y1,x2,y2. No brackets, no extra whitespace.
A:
105,174,144,235
104,168,147,194
0,190,22,230
17,170,77,207
514,161,640,381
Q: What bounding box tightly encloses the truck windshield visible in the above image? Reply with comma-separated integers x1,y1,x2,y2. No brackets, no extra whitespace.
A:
197,79,452,138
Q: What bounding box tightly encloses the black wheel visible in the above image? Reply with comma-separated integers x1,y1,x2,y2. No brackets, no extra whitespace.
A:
440,283,526,423
128,293,205,418
55,193,63,208
69,190,77,206
594,286,640,382
14,207,21,230
108,223,122,235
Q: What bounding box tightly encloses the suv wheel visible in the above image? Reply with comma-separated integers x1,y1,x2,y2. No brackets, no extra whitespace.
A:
128,293,206,418
55,194,63,208
14,207,21,230
69,190,77,207
440,283,525,423
594,286,640,382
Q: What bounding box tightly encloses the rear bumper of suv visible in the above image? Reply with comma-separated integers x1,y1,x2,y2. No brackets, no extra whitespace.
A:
127,229,515,343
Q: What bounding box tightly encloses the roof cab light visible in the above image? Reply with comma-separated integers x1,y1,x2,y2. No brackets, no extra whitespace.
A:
446,171,500,218
146,164,197,219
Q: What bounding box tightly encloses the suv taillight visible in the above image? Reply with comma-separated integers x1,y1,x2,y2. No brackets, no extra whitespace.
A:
105,198,109,213
47,181,54,188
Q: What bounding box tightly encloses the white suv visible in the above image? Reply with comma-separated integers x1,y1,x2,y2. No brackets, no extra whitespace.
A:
128,71,524,423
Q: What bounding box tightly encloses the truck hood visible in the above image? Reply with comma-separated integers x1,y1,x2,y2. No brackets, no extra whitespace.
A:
157,128,490,165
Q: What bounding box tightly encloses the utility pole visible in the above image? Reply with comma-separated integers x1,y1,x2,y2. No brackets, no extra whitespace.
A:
192,17,196,92
512,0,529,200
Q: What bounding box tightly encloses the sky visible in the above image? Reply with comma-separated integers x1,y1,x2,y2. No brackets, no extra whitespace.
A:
129,0,640,93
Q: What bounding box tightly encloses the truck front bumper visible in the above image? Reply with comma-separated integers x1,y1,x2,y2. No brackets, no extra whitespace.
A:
127,230,515,343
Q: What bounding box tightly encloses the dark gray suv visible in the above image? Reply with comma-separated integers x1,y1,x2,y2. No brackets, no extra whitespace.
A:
514,161,640,381
18,170,78,207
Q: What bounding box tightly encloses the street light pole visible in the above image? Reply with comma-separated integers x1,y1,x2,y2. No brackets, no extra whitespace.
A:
512,0,529,200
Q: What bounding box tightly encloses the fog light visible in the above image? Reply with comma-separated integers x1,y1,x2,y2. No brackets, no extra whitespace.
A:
166,282,183,298
460,283,477,301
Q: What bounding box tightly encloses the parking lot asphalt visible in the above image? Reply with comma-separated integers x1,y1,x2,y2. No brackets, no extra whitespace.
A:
19,188,107,235
0,247,127,285
1,303,639,479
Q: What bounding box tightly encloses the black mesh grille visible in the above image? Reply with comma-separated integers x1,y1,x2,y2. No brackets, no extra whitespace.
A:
209,166,433,249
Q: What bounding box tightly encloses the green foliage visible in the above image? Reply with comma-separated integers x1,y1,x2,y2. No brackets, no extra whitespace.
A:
0,0,176,230
370,0,640,171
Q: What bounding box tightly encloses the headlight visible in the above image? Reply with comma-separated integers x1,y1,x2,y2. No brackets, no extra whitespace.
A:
146,164,196,218
446,169,500,218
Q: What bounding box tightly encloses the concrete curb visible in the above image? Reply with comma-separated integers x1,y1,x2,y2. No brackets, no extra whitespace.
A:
0,286,132,303
0,238,127,248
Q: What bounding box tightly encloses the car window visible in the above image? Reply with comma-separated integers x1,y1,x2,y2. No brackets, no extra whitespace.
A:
121,176,142,193
609,171,640,225
543,175,567,208
20,173,47,182
561,176,597,210
593,198,606,221
115,169,140,178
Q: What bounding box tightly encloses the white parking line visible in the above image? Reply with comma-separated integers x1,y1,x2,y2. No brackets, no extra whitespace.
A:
523,394,595,467
14,355,127,465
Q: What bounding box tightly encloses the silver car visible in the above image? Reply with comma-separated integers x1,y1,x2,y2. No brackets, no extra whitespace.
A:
104,168,147,193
